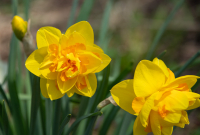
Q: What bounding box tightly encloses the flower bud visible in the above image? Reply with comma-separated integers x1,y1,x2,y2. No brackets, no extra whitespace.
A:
11,15,27,41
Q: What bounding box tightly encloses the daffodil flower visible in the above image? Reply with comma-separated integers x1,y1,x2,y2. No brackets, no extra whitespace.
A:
111,58,200,135
26,21,111,100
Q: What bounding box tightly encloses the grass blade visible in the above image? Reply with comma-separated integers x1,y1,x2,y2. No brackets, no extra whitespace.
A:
65,111,102,135
157,50,167,59
58,114,71,135
175,51,200,77
76,0,96,21
98,0,114,52
52,99,62,135
45,99,53,135
8,34,25,135
118,112,134,135
2,101,10,135
0,85,11,111
29,75,41,135
99,106,120,135
145,0,185,60
66,0,79,29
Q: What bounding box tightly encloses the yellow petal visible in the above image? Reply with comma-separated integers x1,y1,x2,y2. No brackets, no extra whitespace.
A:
161,126,173,135
25,47,48,77
40,78,49,98
66,90,75,97
165,69,175,84
110,79,136,115
153,58,169,78
150,111,161,135
46,79,64,100
164,111,182,123
132,97,145,114
65,21,94,46
160,90,189,111
40,65,58,80
133,116,148,135
164,75,199,89
187,99,200,110
78,51,102,75
58,76,78,94
37,27,61,49
139,92,158,127
93,53,111,73
85,44,104,53
60,32,86,49
134,60,166,97
74,74,97,97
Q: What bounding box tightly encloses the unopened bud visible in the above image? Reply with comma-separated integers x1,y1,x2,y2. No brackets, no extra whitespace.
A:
11,15,27,41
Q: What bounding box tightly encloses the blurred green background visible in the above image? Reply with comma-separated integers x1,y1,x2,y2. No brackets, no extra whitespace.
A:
1,0,200,135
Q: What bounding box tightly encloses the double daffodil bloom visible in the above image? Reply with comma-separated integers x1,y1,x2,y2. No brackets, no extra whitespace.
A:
25,21,111,100
111,58,200,135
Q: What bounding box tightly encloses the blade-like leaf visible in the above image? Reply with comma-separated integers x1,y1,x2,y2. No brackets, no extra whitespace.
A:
65,111,102,135
52,99,62,135
0,85,11,111
99,106,119,135
29,75,41,135
175,50,200,77
145,0,186,60
58,114,71,135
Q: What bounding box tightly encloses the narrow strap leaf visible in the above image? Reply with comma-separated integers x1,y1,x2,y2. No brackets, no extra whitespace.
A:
157,50,167,59
58,114,71,135
2,101,9,135
145,0,185,60
45,99,53,135
175,50,200,77
76,0,96,21
66,0,79,29
52,99,62,135
29,75,41,135
0,85,11,111
99,106,120,135
65,111,102,135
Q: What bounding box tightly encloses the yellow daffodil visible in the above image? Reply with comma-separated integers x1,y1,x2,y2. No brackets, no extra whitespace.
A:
111,58,200,135
25,21,111,100
12,15,27,41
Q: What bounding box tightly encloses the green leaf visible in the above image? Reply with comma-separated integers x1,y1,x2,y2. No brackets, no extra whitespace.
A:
0,85,11,111
23,0,30,21
66,0,80,29
29,75,41,135
2,101,10,135
99,106,120,135
58,114,71,135
52,99,62,135
45,99,53,135
118,112,134,135
65,111,102,134
72,97,89,135
145,0,186,60
8,34,25,135
98,0,114,52
76,0,96,21
175,50,200,77
40,97,46,135
157,50,167,59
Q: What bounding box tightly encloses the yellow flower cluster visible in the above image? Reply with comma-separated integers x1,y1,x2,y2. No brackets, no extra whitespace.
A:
111,58,200,135
25,21,111,100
